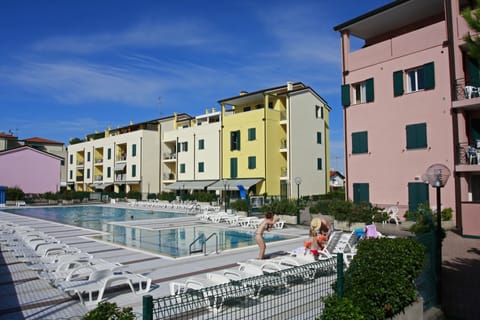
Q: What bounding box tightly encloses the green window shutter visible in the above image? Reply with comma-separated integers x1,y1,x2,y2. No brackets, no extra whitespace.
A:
132,164,136,177
132,144,136,157
107,148,111,160
317,132,322,144
366,78,374,102
184,142,188,152
69,170,73,179
237,131,241,150
198,162,204,173
406,123,427,149
248,156,256,169
341,84,351,107
199,139,204,150
248,128,256,141
87,169,90,179
424,62,435,90
393,70,404,96
177,142,181,153
180,163,185,173
230,158,238,178
352,131,368,154
107,167,111,178
69,154,73,164
353,183,369,203
317,158,322,170
87,152,91,162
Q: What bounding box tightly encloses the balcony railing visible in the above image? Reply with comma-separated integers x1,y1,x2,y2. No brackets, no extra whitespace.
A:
95,175,103,181
163,173,175,180
454,78,480,101
76,176,84,182
163,153,177,160
280,139,287,149
116,174,126,181
280,167,287,177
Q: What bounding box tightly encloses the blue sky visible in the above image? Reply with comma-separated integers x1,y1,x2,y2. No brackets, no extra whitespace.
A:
0,0,392,173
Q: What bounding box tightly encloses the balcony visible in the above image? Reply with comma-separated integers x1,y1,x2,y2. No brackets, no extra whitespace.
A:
455,142,480,173
163,153,177,161
452,78,480,109
280,138,287,152
95,175,103,181
280,167,288,179
115,174,126,181
76,176,84,182
163,173,176,181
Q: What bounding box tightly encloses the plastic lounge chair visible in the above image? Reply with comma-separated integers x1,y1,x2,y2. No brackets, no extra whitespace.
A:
364,224,379,239
58,268,151,305
384,206,400,225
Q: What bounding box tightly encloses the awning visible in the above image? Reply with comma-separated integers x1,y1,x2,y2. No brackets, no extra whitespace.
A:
164,180,218,190
114,163,126,171
97,183,112,190
207,178,263,191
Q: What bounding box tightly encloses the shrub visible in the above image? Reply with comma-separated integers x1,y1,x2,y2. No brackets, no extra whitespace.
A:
230,199,250,212
81,301,136,320
319,296,364,320
126,191,142,200
341,238,425,319
441,207,453,221
261,199,299,216
6,187,25,201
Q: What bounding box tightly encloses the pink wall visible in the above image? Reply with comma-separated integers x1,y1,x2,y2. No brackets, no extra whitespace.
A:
344,21,456,214
0,148,61,193
460,202,480,236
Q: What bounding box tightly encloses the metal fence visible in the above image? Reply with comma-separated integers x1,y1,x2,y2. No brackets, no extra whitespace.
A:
142,258,338,320
415,231,438,309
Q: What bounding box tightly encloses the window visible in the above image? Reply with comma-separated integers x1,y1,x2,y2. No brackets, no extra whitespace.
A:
107,167,111,178
353,183,369,203
198,139,205,150
268,102,273,109
316,105,324,119
198,162,204,173
69,154,73,164
182,142,188,152
244,106,251,112
87,169,90,179
230,130,241,151
230,158,238,178
87,152,91,162
132,164,136,177
406,123,427,149
107,148,111,160
132,144,137,157
248,128,256,141
343,78,374,106
317,158,323,170
407,67,425,92
248,156,256,169
180,163,186,173
352,131,368,154
406,62,435,93
317,132,322,144
69,170,73,179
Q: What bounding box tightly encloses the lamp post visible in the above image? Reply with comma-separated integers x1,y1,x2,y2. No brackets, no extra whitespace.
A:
294,177,302,225
423,164,450,306
222,179,228,213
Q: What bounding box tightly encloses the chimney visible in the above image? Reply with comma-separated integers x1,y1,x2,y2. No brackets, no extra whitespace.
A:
287,81,293,91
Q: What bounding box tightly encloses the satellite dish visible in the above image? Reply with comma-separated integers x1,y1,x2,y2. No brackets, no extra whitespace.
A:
424,164,450,188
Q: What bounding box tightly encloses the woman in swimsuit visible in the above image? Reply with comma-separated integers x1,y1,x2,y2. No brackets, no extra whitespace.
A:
255,212,279,259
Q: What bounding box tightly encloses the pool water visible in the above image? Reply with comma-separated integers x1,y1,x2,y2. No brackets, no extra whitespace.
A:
97,224,292,258
2,206,293,258
3,206,185,231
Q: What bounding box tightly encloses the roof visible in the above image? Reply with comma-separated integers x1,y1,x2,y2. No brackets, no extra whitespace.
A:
330,170,345,179
0,133,17,139
0,145,64,160
24,137,64,145
218,82,330,108
333,0,444,40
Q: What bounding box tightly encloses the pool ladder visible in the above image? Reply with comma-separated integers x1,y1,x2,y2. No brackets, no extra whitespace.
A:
189,233,218,255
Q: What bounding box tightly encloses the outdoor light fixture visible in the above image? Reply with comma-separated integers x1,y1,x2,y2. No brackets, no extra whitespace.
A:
294,177,302,224
423,163,450,305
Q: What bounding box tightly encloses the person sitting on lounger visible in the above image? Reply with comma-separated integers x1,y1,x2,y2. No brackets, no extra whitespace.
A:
309,218,330,251
254,212,279,259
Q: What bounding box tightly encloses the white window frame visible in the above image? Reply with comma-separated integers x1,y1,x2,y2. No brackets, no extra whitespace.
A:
406,66,425,92
352,81,366,104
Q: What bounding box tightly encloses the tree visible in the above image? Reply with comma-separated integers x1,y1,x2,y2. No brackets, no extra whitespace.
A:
462,0,480,61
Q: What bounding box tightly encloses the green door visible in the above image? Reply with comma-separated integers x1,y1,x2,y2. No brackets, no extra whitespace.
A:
353,183,369,203
408,182,429,213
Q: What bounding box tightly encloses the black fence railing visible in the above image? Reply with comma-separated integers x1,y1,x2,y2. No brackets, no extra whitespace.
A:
143,258,338,320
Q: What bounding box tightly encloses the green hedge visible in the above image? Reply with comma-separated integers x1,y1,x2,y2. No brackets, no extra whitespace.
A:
327,238,425,320
310,199,383,224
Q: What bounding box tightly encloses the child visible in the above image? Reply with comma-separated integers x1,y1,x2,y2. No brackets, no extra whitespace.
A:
254,212,279,259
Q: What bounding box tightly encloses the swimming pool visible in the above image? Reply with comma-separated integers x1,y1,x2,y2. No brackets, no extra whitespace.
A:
2,206,294,258
97,223,292,258
2,206,185,231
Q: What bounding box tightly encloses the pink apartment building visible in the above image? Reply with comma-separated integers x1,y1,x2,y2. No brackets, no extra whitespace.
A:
0,146,63,194
335,0,480,237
